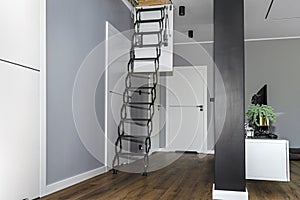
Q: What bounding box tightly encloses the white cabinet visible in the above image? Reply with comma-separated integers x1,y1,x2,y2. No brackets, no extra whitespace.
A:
246,138,290,182
0,0,41,199
0,0,40,69
0,62,40,200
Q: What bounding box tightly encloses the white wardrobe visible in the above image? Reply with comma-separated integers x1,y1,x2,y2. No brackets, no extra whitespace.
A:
0,0,41,199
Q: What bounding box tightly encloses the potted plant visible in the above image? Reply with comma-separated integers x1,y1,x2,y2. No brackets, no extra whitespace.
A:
246,104,277,127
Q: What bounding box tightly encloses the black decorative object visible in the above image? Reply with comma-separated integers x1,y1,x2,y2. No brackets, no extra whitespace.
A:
188,30,193,38
179,6,185,16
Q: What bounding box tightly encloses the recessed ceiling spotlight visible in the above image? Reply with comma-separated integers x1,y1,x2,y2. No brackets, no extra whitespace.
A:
188,30,194,38
179,6,185,16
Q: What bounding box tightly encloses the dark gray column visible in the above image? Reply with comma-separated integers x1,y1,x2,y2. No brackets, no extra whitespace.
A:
214,0,246,191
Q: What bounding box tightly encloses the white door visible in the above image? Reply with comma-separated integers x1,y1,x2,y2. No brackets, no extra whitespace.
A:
0,62,40,200
106,22,131,167
166,66,207,153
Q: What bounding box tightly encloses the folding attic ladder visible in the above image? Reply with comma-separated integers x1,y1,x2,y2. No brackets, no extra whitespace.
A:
112,6,168,176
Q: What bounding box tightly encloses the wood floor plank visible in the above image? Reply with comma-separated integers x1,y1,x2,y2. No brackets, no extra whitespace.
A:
42,153,300,200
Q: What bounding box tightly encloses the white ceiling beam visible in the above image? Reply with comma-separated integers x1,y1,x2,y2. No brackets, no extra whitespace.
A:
121,0,134,11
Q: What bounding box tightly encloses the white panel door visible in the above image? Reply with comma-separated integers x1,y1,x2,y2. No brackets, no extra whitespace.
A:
0,0,40,68
106,22,131,167
166,66,207,152
0,62,40,200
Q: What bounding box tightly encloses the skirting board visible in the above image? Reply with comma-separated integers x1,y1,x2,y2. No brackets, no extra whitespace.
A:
156,148,215,154
212,184,248,200
45,166,108,196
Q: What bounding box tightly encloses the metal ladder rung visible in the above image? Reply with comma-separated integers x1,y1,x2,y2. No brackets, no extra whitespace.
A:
120,135,149,143
128,102,153,106
130,74,151,79
133,43,162,48
124,118,151,121
134,30,162,36
128,86,154,90
122,121,149,126
130,71,156,75
117,152,147,158
135,19,163,24
127,105,151,110
136,7,165,13
134,57,158,61
130,90,151,95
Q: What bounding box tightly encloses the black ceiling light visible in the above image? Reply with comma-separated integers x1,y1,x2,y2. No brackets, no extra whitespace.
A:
188,30,194,38
179,6,185,16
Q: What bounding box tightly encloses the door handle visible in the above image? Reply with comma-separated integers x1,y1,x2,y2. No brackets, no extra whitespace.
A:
169,105,204,111
196,105,204,111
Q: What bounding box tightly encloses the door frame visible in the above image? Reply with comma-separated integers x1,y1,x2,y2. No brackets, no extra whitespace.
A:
40,0,47,196
165,65,208,153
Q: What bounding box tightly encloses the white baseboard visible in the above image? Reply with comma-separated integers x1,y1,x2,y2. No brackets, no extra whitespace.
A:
154,148,171,152
45,166,108,196
205,150,215,154
212,184,248,200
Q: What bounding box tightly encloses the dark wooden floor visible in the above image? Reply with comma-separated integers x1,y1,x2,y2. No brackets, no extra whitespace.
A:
42,153,300,200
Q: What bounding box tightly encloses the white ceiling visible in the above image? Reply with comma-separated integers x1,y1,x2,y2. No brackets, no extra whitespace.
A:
172,0,300,42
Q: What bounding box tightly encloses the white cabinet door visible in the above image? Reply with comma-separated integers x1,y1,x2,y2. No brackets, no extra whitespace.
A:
246,139,290,182
166,66,207,152
0,0,40,69
0,62,40,200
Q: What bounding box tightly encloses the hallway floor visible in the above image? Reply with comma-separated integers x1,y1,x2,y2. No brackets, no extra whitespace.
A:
42,153,300,200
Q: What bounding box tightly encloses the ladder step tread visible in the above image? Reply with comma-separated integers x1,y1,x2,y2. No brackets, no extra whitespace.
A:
135,19,163,24
120,135,149,143
121,135,149,138
130,72,156,74
126,105,150,110
130,74,151,79
133,44,162,48
134,57,158,61
128,102,153,105
128,86,154,90
117,152,147,157
136,7,165,12
134,30,162,35
124,118,151,121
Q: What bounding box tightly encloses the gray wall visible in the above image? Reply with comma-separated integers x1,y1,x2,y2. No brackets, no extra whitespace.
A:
47,0,132,184
245,39,300,148
173,43,215,150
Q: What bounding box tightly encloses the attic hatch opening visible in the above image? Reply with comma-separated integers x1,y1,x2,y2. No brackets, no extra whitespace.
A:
128,0,173,7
